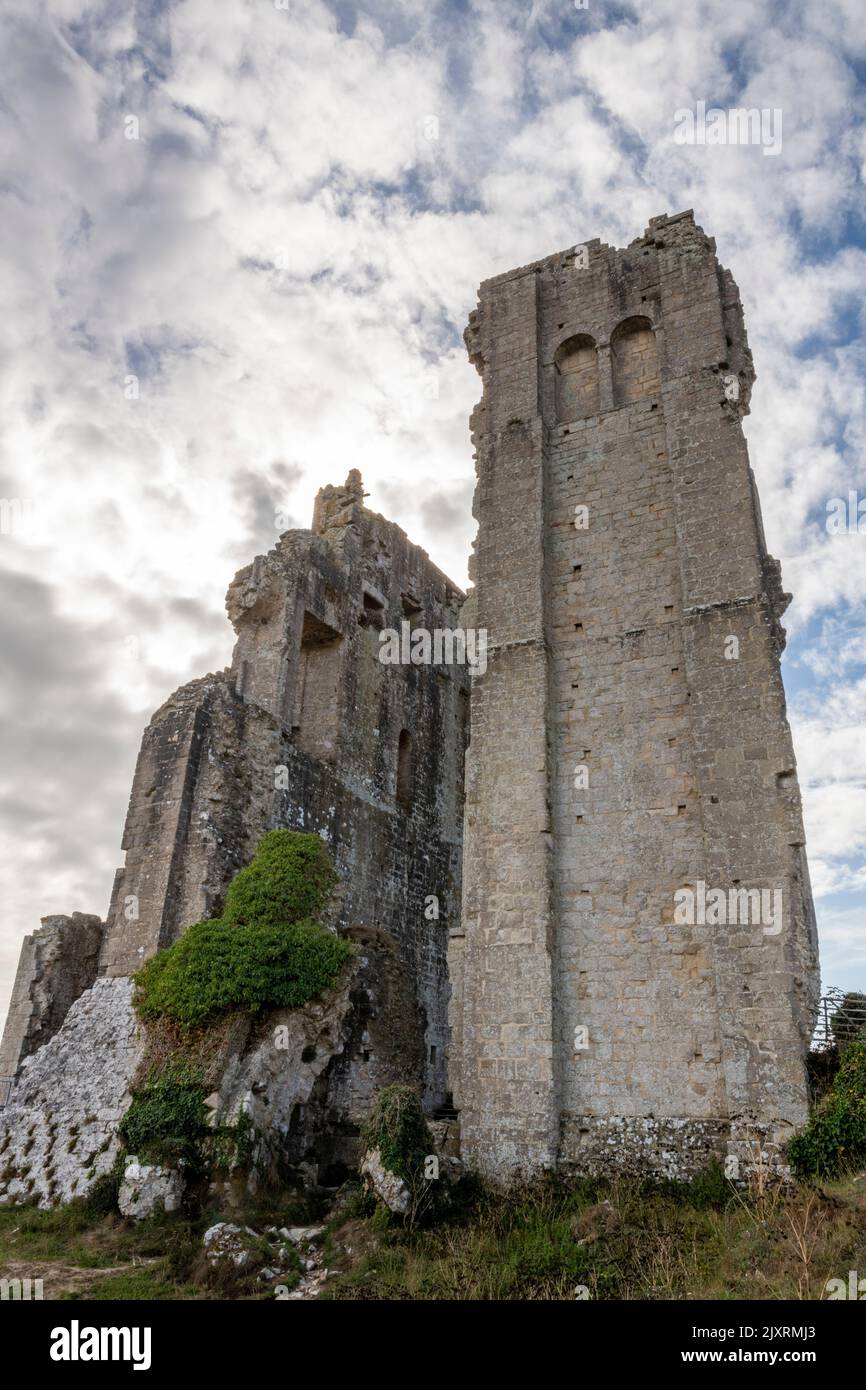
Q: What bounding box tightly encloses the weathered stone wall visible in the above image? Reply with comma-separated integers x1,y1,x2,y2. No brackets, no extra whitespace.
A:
1,215,821,1201
214,929,426,1188
0,978,142,1207
0,914,104,1081
0,932,426,1205
94,472,467,1112
453,211,820,1181
0,472,467,1205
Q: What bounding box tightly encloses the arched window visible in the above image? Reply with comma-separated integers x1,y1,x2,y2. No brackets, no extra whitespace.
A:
554,335,599,422
396,730,413,812
610,316,660,406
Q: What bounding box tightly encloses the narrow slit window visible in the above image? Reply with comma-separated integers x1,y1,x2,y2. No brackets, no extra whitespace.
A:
396,729,413,812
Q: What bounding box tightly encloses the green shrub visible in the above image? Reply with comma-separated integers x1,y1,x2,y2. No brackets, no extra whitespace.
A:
222,830,337,928
361,1085,432,1186
789,1035,866,1178
135,916,352,1029
132,830,352,1028
806,1045,841,1105
118,1062,209,1168
81,1165,124,1219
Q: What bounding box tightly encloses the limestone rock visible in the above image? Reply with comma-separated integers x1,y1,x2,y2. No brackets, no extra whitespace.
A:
203,1222,260,1269
360,1147,411,1215
0,977,142,1208
118,1158,184,1219
283,1224,325,1243
202,1222,302,1284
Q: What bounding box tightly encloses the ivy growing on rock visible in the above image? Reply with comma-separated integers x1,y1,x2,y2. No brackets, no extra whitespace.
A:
118,1061,210,1170
362,1084,432,1186
118,1061,255,1181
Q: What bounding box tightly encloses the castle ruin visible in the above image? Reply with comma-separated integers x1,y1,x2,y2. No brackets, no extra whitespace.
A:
0,212,820,1201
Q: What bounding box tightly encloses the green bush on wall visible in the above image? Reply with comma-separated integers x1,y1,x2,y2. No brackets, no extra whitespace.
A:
133,831,352,1030
788,1034,866,1179
223,829,337,928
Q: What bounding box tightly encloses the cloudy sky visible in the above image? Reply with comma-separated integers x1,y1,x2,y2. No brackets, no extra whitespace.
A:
1,0,865,1032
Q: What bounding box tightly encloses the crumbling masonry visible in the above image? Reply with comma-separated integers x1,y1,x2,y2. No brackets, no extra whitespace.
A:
0,212,820,1201
0,472,467,1202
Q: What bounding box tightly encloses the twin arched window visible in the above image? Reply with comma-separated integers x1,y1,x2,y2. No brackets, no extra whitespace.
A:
554,317,660,422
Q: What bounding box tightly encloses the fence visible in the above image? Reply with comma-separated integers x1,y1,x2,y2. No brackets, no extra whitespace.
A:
811,988,866,1052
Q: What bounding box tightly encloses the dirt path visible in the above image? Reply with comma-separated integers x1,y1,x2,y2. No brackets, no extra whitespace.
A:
0,1258,159,1299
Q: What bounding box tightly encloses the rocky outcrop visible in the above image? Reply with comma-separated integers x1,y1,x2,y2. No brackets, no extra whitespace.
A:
360,1147,411,1215
209,929,426,1190
0,917,427,1209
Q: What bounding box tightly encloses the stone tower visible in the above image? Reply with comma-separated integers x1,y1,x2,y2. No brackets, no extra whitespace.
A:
450,211,820,1181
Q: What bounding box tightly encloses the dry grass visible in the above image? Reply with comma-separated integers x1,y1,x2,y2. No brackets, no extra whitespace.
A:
322,1166,866,1301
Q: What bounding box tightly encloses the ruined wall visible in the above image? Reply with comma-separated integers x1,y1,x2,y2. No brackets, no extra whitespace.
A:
0,914,104,1082
214,929,426,1188
453,211,820,1181
0,474,468,1203
95,471,467,1110
0,978,142,1207
1,216,820,1201
0,939,423,1206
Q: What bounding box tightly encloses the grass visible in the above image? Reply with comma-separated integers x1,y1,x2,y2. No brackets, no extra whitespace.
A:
0,1185,321,1301
321,1167,866,1301
63,1270,208,1301
4,1163,864,1301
